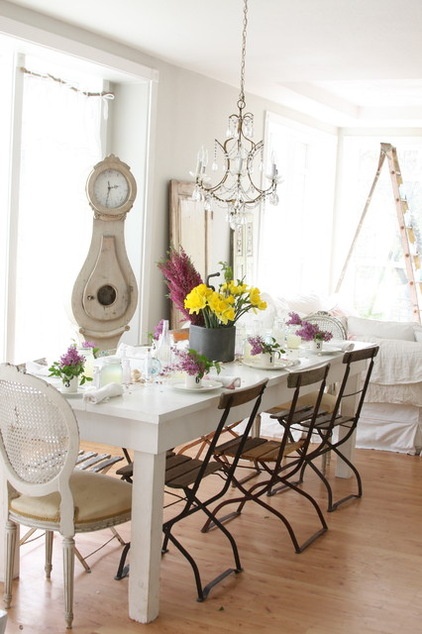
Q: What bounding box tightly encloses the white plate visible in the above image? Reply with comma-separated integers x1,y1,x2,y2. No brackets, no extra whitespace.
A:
241,357,300,370
58,387,85,398
311,346,343,355
172,380,223,393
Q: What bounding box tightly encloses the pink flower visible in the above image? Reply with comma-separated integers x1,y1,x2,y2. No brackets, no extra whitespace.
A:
158,247,204,326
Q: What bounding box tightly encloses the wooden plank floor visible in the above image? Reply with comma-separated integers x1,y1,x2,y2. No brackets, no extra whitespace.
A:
2,445,421,633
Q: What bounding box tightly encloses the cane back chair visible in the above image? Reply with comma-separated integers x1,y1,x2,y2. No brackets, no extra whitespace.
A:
201,364,331,553
20,448,126,574
261,311,348,475
115,379,268,602
304,311,347,340
0,363,132,629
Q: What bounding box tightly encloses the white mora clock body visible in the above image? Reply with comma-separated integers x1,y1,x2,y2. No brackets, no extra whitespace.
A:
71,154,138,351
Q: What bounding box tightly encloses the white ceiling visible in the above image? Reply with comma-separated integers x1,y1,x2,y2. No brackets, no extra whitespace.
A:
5,0,422,127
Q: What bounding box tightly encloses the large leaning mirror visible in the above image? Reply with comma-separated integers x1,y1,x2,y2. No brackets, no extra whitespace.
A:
169,180,249,328
169,180,211,328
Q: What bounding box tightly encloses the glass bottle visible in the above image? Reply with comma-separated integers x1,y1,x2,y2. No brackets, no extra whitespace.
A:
156,319,172,365
144,348,161,381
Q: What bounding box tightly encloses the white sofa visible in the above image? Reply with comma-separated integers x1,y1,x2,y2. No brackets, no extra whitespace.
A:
346,316,422,455
250,293,422,454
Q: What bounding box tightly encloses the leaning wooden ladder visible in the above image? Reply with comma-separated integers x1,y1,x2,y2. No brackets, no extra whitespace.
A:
336,142,422,322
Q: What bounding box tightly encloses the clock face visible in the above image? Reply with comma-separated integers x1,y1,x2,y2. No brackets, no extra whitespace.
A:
93,168,129,209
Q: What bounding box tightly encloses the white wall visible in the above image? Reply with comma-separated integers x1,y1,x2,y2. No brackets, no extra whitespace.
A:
0,0,339,343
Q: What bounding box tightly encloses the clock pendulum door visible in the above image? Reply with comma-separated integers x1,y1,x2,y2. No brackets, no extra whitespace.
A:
71,154,138,351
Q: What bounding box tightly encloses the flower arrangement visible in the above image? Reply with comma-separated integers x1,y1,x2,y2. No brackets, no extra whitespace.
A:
48,344,93,387
286,312,333,343
174,348,221,380
247,335,285,360
157,246,204,325
184,262,267,328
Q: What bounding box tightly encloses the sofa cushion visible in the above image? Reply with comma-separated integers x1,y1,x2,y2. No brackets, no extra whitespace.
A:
281,292,322,316
369,338,422,384
347,316,417,341
414,328,422,343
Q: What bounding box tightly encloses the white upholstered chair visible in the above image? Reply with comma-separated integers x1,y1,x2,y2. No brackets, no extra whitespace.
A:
0,363,132,629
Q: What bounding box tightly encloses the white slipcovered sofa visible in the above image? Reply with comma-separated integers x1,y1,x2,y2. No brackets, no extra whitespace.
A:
346,316,422,455
250,292,422,454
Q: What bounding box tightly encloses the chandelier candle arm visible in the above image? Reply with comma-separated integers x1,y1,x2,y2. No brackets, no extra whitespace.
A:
192,0,281,228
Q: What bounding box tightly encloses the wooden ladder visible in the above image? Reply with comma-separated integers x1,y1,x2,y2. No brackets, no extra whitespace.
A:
335,142,422,322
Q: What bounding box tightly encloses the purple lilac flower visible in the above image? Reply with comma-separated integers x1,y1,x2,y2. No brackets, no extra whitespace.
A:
295,321,319,341
60,345,85,367
248,336,265,355
153,319,164,340
318,329,333,342
82,341,95,350
247,335,284,356
174,348,220,378
285,311,303,326
296,321,333,342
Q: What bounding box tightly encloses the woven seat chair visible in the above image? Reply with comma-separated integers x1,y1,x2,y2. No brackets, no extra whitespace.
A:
115,379,268,602
201,364,331,553
0,363,133,629
296,345,379,511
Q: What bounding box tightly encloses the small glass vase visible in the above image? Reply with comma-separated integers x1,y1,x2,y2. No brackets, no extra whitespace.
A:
184,374,203,389
62,376,79,393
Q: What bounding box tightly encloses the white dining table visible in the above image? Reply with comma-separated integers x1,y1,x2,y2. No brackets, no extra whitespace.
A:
0,345,368,624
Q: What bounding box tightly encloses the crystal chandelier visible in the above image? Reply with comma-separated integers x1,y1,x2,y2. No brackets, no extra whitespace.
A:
192,0,280,229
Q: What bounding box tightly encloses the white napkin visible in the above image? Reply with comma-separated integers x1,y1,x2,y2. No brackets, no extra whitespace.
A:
83,383,124,404
25,361,49,376
217,376,241,389
327,340,355,352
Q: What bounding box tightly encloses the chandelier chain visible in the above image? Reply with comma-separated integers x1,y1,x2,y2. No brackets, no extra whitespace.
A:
239,0,248,107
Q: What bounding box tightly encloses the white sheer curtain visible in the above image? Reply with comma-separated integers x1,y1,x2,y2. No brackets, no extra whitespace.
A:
257,115,337,303
13,61,103,363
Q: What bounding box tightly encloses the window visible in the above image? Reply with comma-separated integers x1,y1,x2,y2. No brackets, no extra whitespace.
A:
0,34,152,364
257,114,337,301
335,136,422,321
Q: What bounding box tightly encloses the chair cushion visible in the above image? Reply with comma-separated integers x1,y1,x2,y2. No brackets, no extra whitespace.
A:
10,471,132,528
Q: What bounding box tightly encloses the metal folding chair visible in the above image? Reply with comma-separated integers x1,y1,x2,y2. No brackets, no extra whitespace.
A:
115,379,268,602
297,345,379,511
201,365,331,553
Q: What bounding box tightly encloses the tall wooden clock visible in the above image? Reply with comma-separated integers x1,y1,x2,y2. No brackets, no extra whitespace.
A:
71,154,138,351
